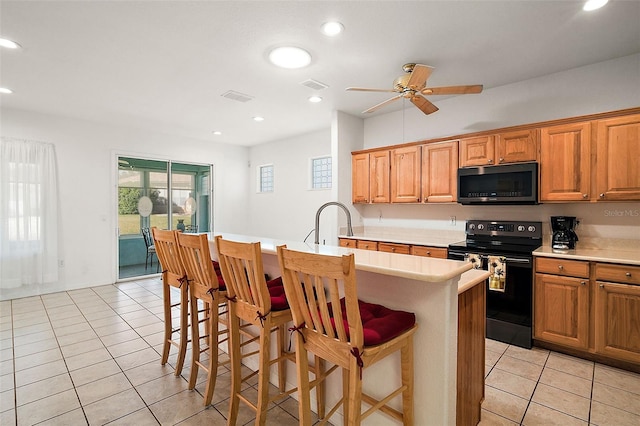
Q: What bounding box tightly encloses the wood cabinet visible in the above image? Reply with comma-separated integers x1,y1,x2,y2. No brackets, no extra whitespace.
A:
390,146,421,203
459,135,495,167
421,141,458,203
595,114,640,201
540,122,591,201
411,245,448,259
339,238,357,248
356,240,378,251
594,263,640,363
459,130,537,167
352,150,390,204
378,242,411,255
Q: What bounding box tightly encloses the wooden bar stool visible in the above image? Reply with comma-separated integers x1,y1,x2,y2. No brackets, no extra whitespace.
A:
176,232,230,406
215,236,325,425
151,228,189,376
276,245,418,426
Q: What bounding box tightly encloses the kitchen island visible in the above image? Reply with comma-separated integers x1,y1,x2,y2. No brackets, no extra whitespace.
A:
208,233,489,425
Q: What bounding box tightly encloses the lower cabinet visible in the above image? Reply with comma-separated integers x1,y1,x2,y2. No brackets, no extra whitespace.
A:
411,245,448,259
378,242,411,255
534,257,640,367
356,240,378,251
338,238,448,259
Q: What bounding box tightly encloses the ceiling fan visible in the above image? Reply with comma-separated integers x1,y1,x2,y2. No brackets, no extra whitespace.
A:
346,63,483,115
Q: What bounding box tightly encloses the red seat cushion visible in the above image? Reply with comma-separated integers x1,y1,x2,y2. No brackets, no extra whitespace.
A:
266,276,289,311
332,298,416,346
211,260,226,291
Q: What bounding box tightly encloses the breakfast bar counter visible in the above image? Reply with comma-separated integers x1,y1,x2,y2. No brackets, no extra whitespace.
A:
208,233,488,425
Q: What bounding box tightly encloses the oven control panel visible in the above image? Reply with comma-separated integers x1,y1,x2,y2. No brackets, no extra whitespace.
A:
466,220,542,239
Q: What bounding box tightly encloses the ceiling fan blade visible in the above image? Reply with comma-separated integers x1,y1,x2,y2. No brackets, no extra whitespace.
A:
421,84,483,95
406,64,434,90
362,94,403,113
346,87,397,93
411,94,439,115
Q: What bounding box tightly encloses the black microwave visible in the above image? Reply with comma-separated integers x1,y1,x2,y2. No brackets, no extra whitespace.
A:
457,162,538,205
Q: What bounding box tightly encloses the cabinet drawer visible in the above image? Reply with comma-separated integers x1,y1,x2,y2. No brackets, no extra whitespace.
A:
411,246,448,259
378,242,411,255
535,257,589,278
595,263,640,285
339,238,357,248
356,240,378,251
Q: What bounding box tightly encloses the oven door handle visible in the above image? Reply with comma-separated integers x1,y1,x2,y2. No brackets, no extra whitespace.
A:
502,257,532,264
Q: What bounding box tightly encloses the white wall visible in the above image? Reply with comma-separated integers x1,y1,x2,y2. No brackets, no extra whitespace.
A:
246,128,333,243
354,54,640,242
0,108,249,295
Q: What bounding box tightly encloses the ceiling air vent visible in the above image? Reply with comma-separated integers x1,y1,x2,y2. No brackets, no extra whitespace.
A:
300,79,329,90
221,90,254,103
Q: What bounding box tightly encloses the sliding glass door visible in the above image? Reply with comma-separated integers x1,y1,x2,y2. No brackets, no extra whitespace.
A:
117,157,212,279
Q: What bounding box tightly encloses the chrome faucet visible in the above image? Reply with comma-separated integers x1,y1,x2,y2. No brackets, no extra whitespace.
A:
314,201,354,245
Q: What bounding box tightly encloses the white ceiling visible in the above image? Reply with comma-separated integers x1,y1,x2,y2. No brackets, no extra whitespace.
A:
1,1,639,147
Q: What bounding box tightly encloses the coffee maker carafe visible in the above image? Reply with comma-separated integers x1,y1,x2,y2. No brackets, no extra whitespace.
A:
551,216,579,252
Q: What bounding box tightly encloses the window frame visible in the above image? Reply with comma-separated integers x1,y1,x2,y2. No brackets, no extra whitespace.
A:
257,163,274,193
309,155,332,190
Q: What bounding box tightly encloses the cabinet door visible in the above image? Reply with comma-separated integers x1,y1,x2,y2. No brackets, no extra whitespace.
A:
534,273,589,349
596,114,640,201
351,153,370,203
356,240,378,251
540,122,591,201
370,150,390,203
459,135,495,167
390,146,421,203
496,129,538,164
339,238,357,248
421,141,458,203
595,281,640,363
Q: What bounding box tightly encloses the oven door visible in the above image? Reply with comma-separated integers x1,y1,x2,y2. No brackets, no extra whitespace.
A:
485,254,533,349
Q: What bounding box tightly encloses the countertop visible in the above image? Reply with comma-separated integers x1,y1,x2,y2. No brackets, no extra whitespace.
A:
534,245,640,266
210,232,474,283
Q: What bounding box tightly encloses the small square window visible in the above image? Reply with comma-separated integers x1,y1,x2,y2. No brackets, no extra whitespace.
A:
259,164,274,193
311,156,332,189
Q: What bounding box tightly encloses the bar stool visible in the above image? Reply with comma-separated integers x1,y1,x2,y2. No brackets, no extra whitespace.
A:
276,245,418,425
215,236,325,425
176,232,230,406
151,228,189,376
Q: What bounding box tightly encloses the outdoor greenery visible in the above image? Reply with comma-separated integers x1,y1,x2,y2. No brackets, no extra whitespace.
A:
118,214,192,235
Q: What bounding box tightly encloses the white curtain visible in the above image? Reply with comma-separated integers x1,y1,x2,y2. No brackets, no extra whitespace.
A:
0,138,59,287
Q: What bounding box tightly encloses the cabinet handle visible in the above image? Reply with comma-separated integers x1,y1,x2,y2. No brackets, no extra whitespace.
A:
626,272,632,277
391,248,396,252
580,281,586,286
599,193,605,198
599,284,605,288
427,251,431,255
582,194,588,199
499,157,504,163
558,265,564,270
488,159,494,164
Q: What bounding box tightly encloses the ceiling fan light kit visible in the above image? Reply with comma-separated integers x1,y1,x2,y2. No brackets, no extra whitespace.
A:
346,63,483,115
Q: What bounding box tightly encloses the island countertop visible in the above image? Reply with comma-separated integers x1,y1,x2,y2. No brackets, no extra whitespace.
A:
210,232,473,283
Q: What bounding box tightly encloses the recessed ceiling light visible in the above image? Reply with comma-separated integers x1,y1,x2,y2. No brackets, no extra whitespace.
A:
308,96,323,103
212,131,222,136
0,87,13,94
321,22,344,36
268,46,311,69
583,0,608,11
253,116,265,122
0,38,20,49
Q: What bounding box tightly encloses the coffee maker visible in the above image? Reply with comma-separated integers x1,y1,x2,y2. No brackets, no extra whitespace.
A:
551,216,579,251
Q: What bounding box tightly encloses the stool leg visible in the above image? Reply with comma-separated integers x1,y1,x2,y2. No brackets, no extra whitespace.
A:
161,280,172,367
295,334,312,426
255,320,272,426
227,308,242,425
342,368,350,424
401,336,415,426
188,296,200,390
315,356,326,419
202,303,219,406
174,284,189,376
276,323,286,392
347,362,363,425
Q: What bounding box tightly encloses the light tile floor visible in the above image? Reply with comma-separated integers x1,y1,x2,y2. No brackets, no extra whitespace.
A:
1,277,639,425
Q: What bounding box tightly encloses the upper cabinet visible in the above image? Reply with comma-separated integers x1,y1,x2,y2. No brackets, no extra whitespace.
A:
496,129,538,164
390,146,421,203
352,150,390,204
422,141,458,203
540,122,591,202
459,135,495,166
595,114,640,201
